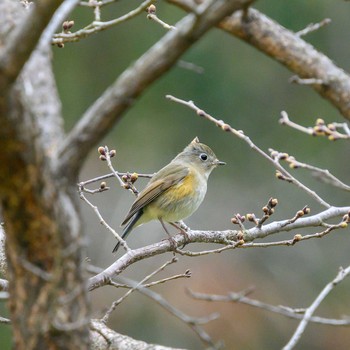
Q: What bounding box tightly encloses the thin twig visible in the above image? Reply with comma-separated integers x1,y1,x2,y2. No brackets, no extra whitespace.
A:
166,95,331,208
279,111,314,135
0,278,9,292
188,287,350,327
147,13,176,30
79,171,153,187
177,60,204,74
109,269,191,289
271,148,350,192
295,18,331,37
289,76,325,85
58,0,252,177
0,316,11,325
39,0,80,49
53,0,156,44
79,0,118,8
101,257,178,324
283,265,350,350
280,111,350,140
78,184,130,252
88,264,219,347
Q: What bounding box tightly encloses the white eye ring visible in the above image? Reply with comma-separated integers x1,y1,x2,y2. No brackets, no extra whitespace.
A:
199,153,208,161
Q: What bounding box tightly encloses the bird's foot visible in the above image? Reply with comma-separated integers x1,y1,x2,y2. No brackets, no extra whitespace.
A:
171,222,190,249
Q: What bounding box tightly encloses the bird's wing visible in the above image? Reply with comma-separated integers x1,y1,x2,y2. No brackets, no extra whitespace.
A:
121,163,189,226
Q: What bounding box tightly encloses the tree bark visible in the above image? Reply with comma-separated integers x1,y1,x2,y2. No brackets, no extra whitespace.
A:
0,1,89,349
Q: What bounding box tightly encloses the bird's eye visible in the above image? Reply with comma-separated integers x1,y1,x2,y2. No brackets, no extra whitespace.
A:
199,153,208,161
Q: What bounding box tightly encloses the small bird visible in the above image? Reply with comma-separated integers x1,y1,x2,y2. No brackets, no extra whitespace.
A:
113,137,225,252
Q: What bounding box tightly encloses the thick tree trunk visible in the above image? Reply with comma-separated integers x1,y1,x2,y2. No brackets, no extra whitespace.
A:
0,1,89,349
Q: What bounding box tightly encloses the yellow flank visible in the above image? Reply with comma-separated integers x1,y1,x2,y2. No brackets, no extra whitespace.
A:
141,167,205,224
166,169,197,201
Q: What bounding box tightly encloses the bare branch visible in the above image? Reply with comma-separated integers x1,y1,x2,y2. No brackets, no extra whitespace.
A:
88,265,219,347
57,0,254,178
0,0,64,90
295,18,331,37
79,0,118,8
101,258,178,324
53,0,155,44
0,316,11,325
166,95,331,208
108,270,191,289
39,0,80,49
289,76,325,86
79,171,153,188
88,206,350,290
78,183,130,252
147,5,177,30
280,111,350,141
0,278,9,292
90,319,185,350
188,288,350,327
270,148,350,192
283,265,350,350
168,2,350,121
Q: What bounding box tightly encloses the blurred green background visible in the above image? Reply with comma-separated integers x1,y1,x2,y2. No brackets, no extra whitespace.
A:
2,0,350,349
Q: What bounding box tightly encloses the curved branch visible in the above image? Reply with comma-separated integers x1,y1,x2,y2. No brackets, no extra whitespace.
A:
283,265,350,350
88,206,350,291
0,0,64,91
169,1,350,121
90,319,184,350
57,0,254,178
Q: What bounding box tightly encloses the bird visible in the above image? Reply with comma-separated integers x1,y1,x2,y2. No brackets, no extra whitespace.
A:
113,137,225,253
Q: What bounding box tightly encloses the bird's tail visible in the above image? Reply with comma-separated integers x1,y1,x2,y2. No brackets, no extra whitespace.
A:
112,211,142,253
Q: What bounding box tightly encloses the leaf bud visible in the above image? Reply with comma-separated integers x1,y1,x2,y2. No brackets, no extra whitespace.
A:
293,234,302,242
147,4,156,14
328,135,337,141
275,171,285,180
231,217,238,224
303,207,310,214
130,172,138,183
296,210,304,217
270,198,278,207
221,124,231,132
313,126,325,135
98,146,106,155
246,213,255,222
279,153,289,160
270,150,278,158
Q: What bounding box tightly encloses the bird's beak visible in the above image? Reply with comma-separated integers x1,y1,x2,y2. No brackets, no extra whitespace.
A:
215,160,226,166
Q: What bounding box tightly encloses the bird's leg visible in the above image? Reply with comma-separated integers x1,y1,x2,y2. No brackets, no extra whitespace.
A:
159,218,177,251
170,221,190,248
175,220,190,232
